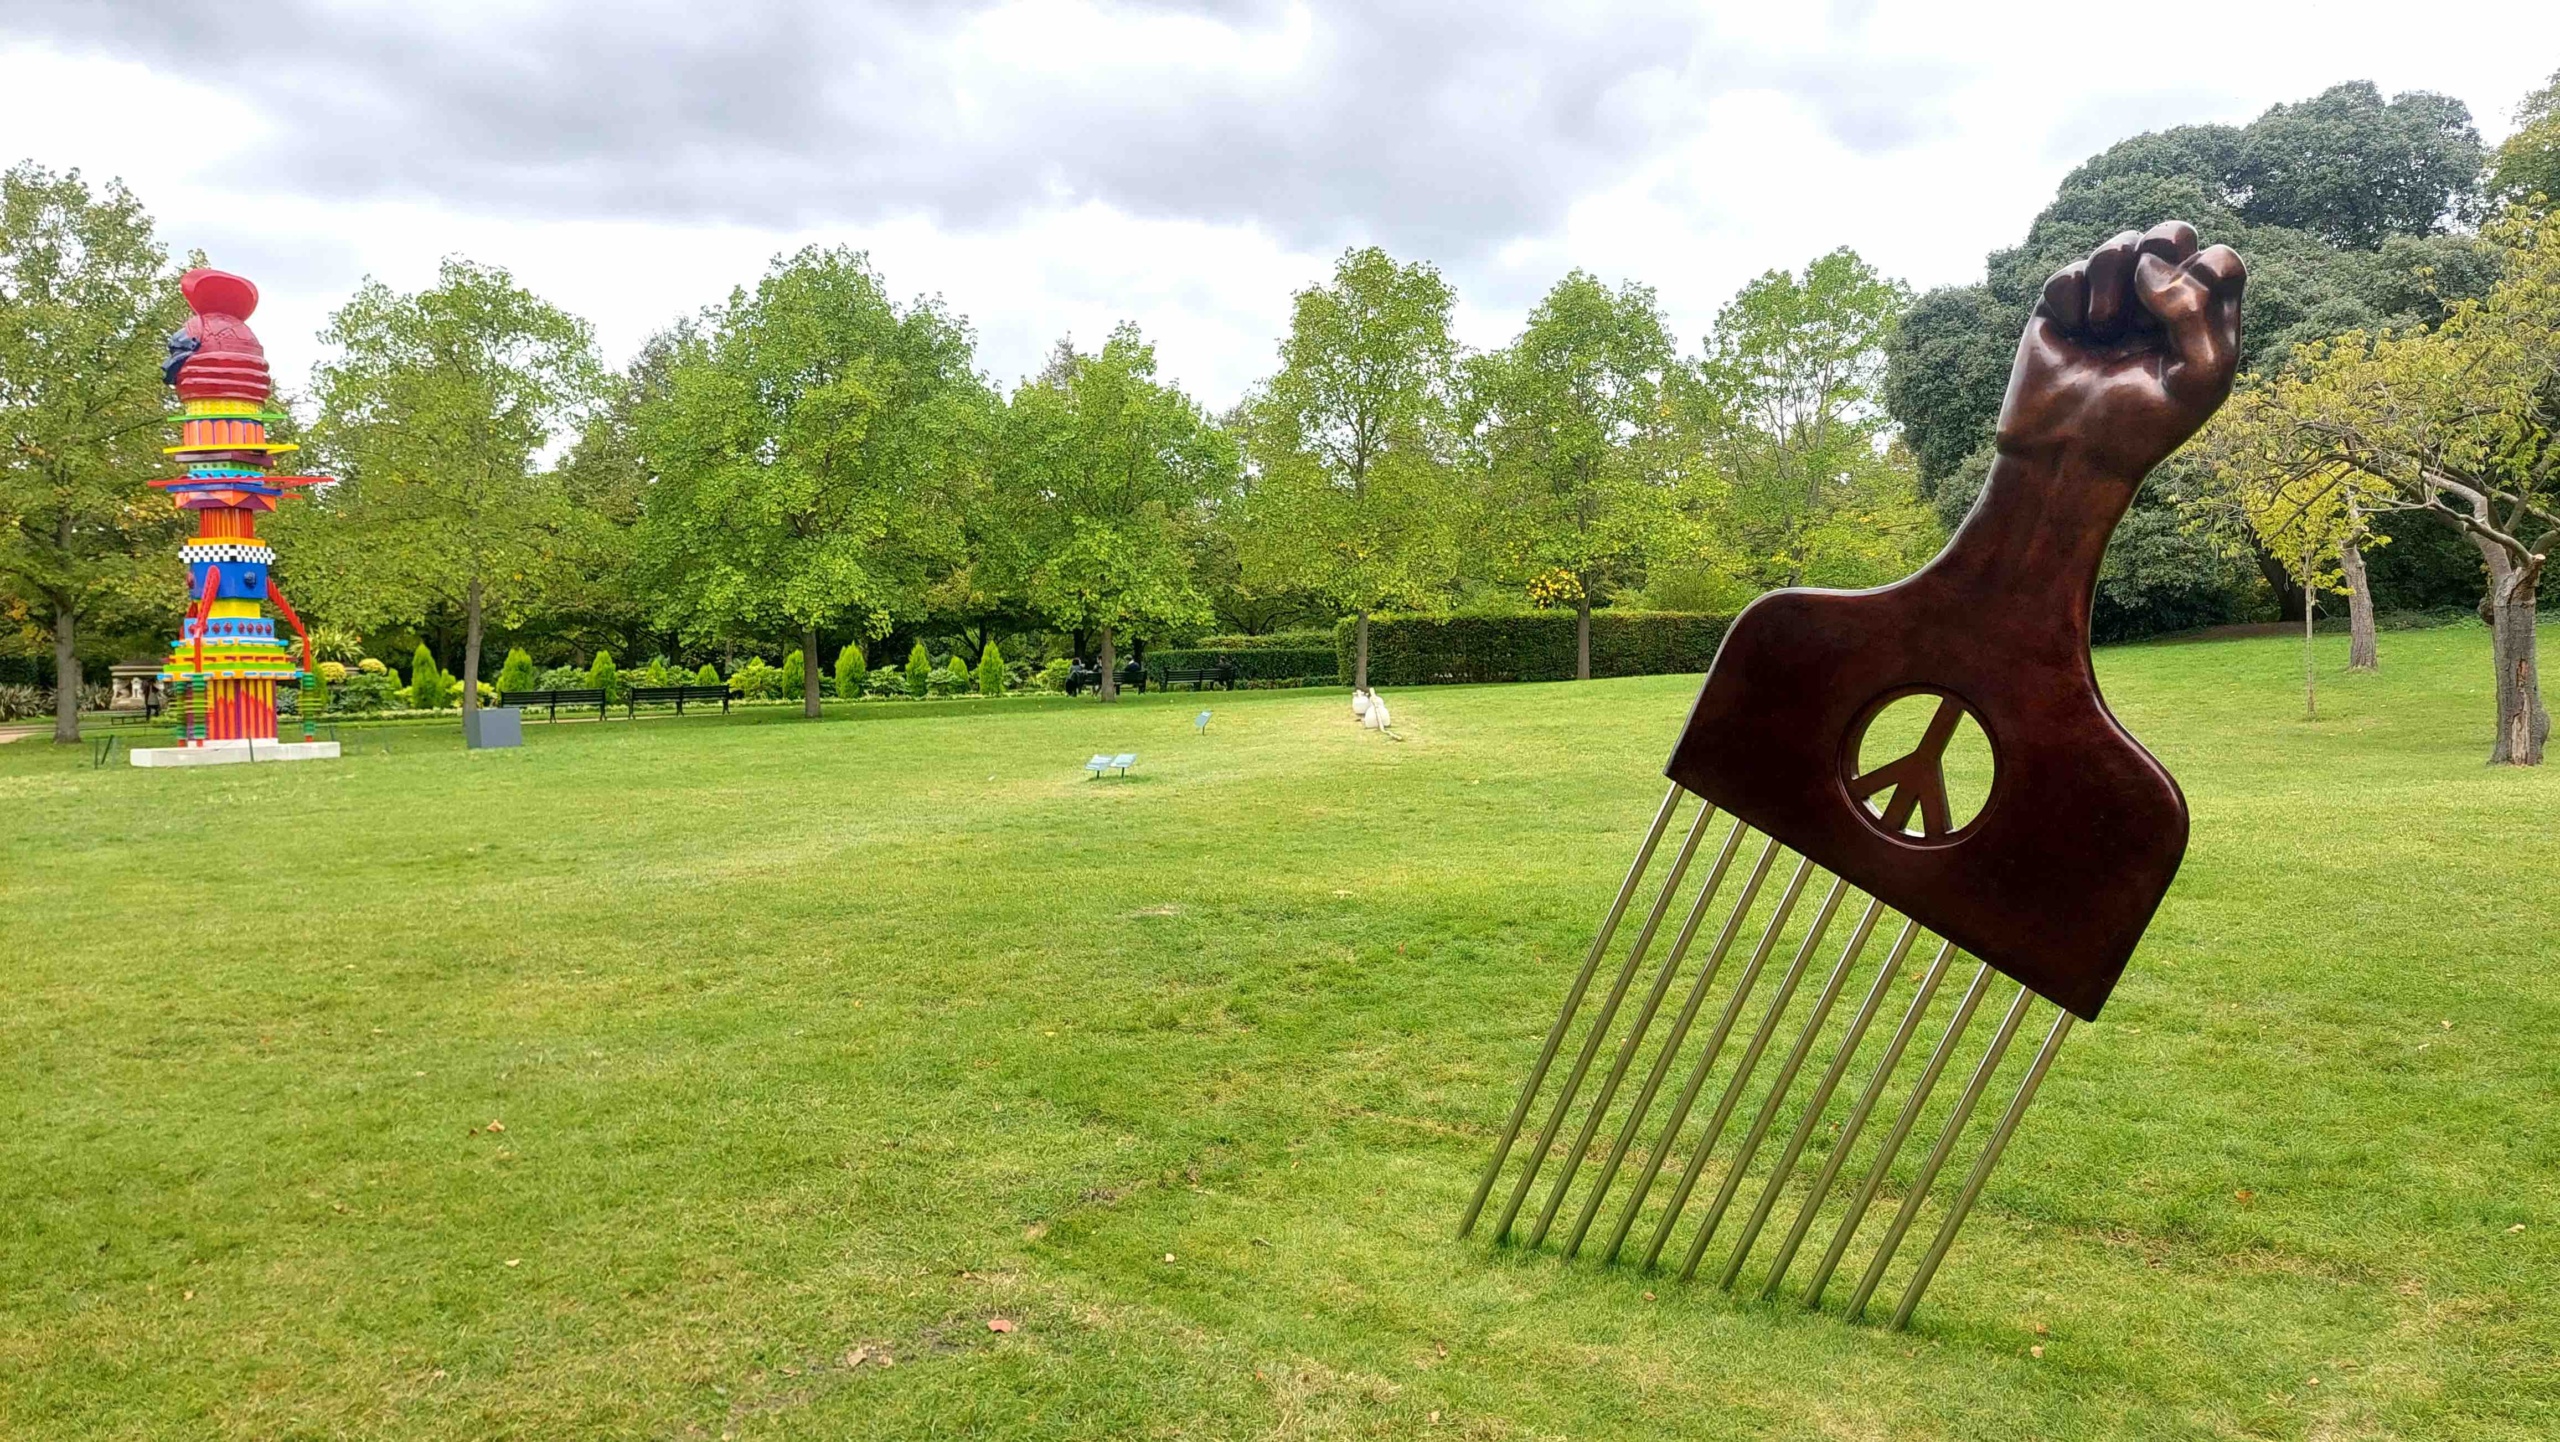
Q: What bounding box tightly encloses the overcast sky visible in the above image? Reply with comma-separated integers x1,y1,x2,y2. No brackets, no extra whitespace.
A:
4,1,2557,410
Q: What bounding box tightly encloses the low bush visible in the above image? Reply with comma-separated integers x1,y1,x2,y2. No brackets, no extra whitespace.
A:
695,663,723,687
781,649,806,701
862,666,910,699
834,645,866,699
1033,658,1073,693
316,661,349,685
587,650,622,703
905,641,933,698
1149,645,1339,684
533,664,585,692
0,682,46,722
329,672,399,714
729,657,784,700
1191,629,1336,652
1344,611,1731,686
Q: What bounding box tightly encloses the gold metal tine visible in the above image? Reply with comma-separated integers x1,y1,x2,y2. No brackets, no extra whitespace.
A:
1541,821,1763,1253
1802,960,1996,1309
1678,906,1912,1282
1712,918,1930,1291
1844,981,2036,1322
1489,799,1722,1243
1758,938,1959,1301
1461,783,1685,1238
1890,1006,2075,1330
1642,893,1887,1272
1560,837,1797,1259
1603,871,1847,1264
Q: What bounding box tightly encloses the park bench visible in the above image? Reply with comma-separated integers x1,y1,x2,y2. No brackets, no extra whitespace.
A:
1084,752,1136,777
627,684,733,717
1154,658,1237,691
1064,660,1151,696
501,686,609,721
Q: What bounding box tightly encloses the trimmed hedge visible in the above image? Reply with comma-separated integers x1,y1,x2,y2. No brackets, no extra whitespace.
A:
1149,646,1341,683
1342,611,1730,686
1190,630,1337,652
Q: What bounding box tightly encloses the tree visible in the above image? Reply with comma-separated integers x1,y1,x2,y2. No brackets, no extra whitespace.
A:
408,642,447,711
1687,248,1938,594
2491,68,2560,211
1237,246,1460,689
637,248,987,718
0,164,190,743
2197,209,2560,763
304,259,603,732
985,327,1232,700
1464,272,1677,679
494,645,536,695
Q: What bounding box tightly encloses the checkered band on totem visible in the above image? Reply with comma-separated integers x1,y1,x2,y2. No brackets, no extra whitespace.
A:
179,541,276,566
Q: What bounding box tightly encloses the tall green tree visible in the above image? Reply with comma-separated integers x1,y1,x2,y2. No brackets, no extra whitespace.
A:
0,164,189,743
986,327,1233,700
637,248,988,717
2491,68,2560,211
1688,248,1936,593
2197,209,2560,764
1464,271,1677,679
1237,246,1460,689
303,259,603,729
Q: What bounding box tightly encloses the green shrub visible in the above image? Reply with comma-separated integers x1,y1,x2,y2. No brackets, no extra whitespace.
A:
834,644,866,698
587,649,621,703
534,664,586,691
1343,611,1730,686
408,644,447,710
905,641,932,698
1192,629,1337,652
862,666,908,699
976,640,1007,696
329,672,397,713
1149,645,1338,684
1033,658,1073,692
925,661,964,698
633,655,681,689
730,657,783,700
695,663,721,687
781,648,807,701
494,647,537,696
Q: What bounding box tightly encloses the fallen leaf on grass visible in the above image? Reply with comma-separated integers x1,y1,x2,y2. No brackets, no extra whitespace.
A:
2030,1345,2044,1359
504,1259,521,1268
988,1318,1017,1333
485,1120,505,1133
1163,1253,1176,1263
2509,1224,2527,1233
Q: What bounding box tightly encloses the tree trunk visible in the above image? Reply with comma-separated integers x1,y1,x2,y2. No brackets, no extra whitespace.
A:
2302,566,2316,720
1098,626,1117,702
51,603,79,745
802,624,822,718
2341,532,2378,671
2482,549,2547,766
1575,596,1592,682
460,575,484,725
1355,609,1370,691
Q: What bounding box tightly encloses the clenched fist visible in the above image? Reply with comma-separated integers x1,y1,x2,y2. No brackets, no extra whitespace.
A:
1996,221,2246,477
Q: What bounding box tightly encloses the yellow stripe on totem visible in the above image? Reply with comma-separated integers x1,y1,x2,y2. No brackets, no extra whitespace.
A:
183,399,262,418
208,600,262,618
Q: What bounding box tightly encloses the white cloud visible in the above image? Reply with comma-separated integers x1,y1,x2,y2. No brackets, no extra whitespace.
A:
2,3,2555,410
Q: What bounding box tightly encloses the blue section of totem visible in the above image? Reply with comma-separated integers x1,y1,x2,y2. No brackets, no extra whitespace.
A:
188,558,269,599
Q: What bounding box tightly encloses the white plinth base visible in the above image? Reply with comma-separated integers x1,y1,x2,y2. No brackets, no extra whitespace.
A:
129,739,341,767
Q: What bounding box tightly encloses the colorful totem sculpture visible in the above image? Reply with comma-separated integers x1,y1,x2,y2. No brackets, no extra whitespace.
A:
131,269,340,767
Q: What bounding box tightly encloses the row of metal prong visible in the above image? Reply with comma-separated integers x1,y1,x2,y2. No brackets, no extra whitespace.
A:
1463,784,2079,1329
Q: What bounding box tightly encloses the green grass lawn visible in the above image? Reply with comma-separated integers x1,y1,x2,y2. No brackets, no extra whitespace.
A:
4,624,2556,1440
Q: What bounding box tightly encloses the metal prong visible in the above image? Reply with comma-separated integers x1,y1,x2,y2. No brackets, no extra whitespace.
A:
1890,1007,2074,1329
1802,960,1995,1309
1758,938,1958,1301
1844,981,2035,1322
1461,783,1684,1238
1678,907,1911,1281
1642,894,1886,1272
1712,918,1929,1290
1489,800,1721,1243
1559,836,1791,1258
1529,818,1755,1248
1602,872,1847,1265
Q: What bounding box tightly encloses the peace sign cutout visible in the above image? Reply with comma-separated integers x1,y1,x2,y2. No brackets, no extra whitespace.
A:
1845,690,1995,845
